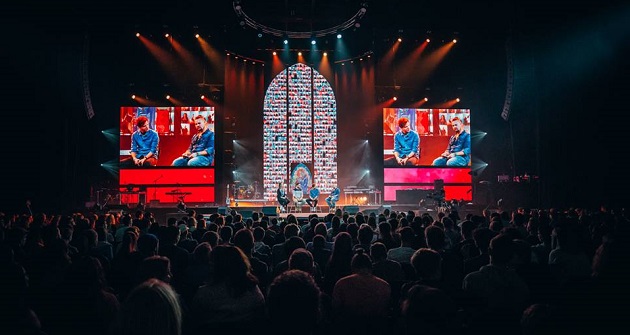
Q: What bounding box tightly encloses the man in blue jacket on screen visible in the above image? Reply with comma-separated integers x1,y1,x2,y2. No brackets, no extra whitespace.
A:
432,117,470,167
385,117,420,166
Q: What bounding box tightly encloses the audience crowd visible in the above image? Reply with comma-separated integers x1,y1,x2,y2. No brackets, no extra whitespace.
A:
0,204,628,335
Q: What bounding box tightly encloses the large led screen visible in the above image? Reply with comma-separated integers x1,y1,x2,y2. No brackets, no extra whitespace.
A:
119,107,215,168
383,108,471,167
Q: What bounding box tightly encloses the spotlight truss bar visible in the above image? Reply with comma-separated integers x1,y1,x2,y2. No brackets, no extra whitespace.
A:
233,1,368,39
334,51,373,64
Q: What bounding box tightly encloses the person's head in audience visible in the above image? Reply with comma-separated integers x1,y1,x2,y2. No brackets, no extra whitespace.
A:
267,270,320,334
370,242,388,262
473,228,495,254
460,220,476,240
253,226,265,243
233,229,255,256
424,225,446,251
284,236,306,258
401,284,456,335
219,226,233,244
411,248,442,281
284,223,300,239
351,249,373,274
399,226,415,247
358,224,374,246
289,248,315,275
210,245,258,296
137,255,172,284
489,233,515,266
114,279,182,335
137,233,159,257
200,231,220,249
312,235,327,250
314,222,328,238
191,242,212,265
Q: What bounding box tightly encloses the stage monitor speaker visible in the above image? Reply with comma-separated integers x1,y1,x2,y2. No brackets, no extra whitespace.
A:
218,206,228,215
107,204,129,210
362,208,380,216
262,206,279,217
343,205,360,215
239,210,253,220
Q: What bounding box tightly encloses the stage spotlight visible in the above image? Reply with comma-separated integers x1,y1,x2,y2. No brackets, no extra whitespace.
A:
365,170,370,174
393,96,398,101
424,97,429,101
337,33,342,39
283,39,288,45
272,51,277,55
195,33,200,38
365,140,369,143
131,94,136,99
397,37,402,42
200,95,205,99
135,32,140,37
323,52,328,56
165,33,169,38
453,39,457,43
258,33,263,38
456,98,460,102
298,52,302,56
311,40,316,45
426,38,430,43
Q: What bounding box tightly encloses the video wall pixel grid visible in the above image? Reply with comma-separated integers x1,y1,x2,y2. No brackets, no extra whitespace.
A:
263,63,338,201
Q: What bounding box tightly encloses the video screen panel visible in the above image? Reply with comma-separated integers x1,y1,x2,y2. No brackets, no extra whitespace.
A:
119,107,215,167
383,108,470,167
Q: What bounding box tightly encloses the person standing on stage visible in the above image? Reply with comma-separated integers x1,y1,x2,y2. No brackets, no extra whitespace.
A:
384,117,420,167
432,117,470,167
172,115,214,167
122,115,159,167
305,183,320,211
326,186,340,211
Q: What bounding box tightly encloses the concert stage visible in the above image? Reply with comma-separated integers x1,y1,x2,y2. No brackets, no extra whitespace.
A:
98,200,487,225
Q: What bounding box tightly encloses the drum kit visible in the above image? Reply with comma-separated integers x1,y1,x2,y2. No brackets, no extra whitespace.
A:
233,180,260,199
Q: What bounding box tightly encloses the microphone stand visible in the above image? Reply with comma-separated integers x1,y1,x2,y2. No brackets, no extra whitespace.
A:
153,175,163,201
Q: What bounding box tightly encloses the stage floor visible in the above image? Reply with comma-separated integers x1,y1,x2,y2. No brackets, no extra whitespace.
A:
100,202,487,225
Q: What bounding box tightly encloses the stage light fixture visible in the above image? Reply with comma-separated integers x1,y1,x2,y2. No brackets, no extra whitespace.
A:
272,51,277,55
166,95,171,100
365,170,370,174
323,52,328,56
456,98,461,102
195,33,200,39
200,95,205,99
283,39,288,45
258,33,263,38
135,32,140,37
131,94,136,99
424,97,429,101
393,97,398,101
165,33,169,38
426,38,430,43
397,37,402,42
298,52,302,56
337,33,342,39
311,39,316,45
453,39,457,43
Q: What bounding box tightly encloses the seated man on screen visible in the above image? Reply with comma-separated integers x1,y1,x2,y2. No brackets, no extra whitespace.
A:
121,115,159,167
432,117,471,167
172,115,214,167
326,186,340,212
277,182,290,212
292,182,307,210
305,183,320,211
384,117,420,167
